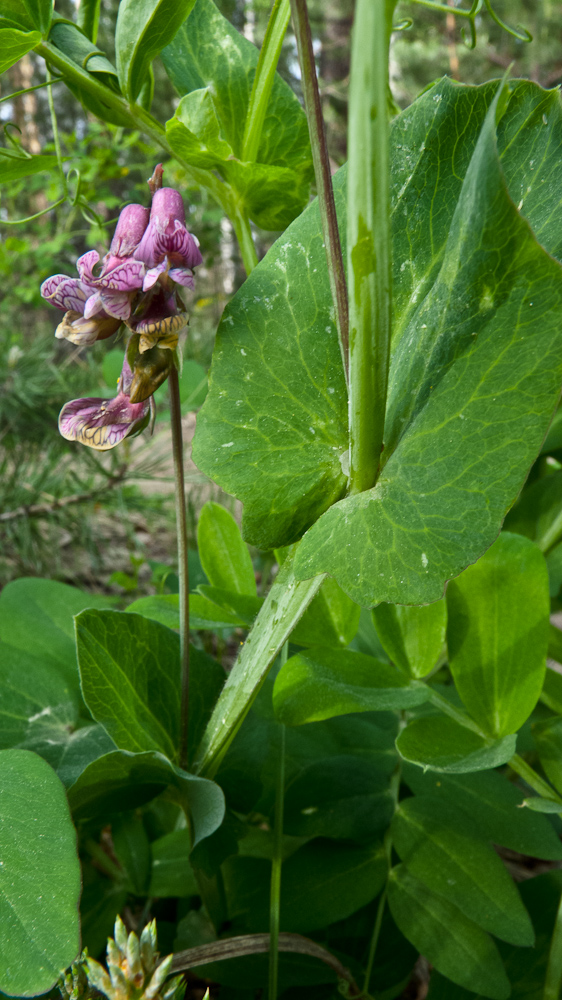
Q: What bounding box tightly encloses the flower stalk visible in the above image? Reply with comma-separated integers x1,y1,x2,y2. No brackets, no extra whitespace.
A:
289,0,348,380
169,365,191,771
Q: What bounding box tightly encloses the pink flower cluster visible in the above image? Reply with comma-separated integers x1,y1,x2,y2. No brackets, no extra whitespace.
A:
41,171,202,450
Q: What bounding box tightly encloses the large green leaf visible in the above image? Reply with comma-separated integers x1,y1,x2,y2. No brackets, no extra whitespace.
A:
392,796,533,946
195,78,562,606
446,533,549,737
0,750,81,998
197,501,256,597
402,766,562,860
20,0,50,32
272,646,430,725
162,0,312,230
388,865,510,1000
0,28,40,72
67,749,224,848
149,829,199,897
396,715,516,773
76,609,180,760
115,0,195,102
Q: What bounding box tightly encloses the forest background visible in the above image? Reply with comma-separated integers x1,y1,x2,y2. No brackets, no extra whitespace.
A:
1,0,558,594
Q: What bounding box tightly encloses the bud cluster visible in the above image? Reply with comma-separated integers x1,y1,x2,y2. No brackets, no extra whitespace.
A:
58,917,185,1000
41,168,202,450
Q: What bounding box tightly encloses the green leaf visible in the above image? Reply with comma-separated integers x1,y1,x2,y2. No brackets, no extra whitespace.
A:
521,797,562,814
0,153,60,186
77,0,100,42
533,716,562,794
396,715,516,774
162,0,311,172
112,811,151,896
224,838,387,932
0,750,81,997
372,600,447,678
388,865,510,1000
446,533,549,737
0,1,34,28
115,0,196,102
273,646,430,725
402,766,562,860
504,469,562,550
283,755,394,841
197,501,256,597
195,77,562,606
166,88,233,168
67,749,224,848
0,578,111,689
149,829,199,897
179,358,207,410
76,609,180,759
20,0,50,33
0,28,40,70
49,21,119,88
126,592,246,630
293,576,361,648
392,796,534,946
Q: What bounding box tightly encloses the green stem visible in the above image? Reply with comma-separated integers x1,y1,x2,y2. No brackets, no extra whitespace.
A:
428,688,562,806
408,0,480,16
194,551,325,778
46,66,66,193
0,76,62,106
0,196,67,225
545,891,562,1000
347,0,395,494
363,756,401,995
242,0,291,163
35,41,259,275
269,670,287,1000
290,0,349,381
169,368,190,770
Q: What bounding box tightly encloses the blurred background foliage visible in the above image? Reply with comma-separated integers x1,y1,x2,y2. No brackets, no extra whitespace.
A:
1,0,561,588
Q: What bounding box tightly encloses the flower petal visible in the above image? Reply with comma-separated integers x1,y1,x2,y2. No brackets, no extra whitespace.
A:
41,274,89,312
136,310,188,353
77,250,100,284
142,261,167,291
55,310,121,346
109,204,150,257
168,267,195,289
59,393,150,450
98,289,132,320
97,257,145,292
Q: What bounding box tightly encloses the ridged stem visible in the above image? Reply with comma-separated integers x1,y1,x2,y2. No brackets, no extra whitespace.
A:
169,368,190,770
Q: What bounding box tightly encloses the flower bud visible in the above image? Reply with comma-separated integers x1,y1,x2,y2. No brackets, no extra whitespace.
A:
110,204,150,258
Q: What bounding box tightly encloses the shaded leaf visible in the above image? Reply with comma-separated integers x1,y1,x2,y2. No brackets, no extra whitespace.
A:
67,749,224,848
372,600,447,678
149,829,199,897
0,750,81,997
396,715,516,773
392,796,534,945
112,811,151,896
533,716,562,795
273,646,430,725
402,765,562,860
388,864,510,1000
447,534,549,737
0,153,61,184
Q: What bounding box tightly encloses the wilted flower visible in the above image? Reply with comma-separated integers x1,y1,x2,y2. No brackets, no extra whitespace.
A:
135,187,202,290
58,356,151,450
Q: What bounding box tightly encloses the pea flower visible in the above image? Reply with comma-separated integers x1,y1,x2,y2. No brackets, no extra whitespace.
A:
44,167,202,451
135,187,203,290
58,356,151,450
40,204,150,344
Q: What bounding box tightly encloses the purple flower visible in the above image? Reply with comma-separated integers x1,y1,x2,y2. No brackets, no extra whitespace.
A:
58,356,150,451
128,288,188,354
41,272,121,346
135,187,202,291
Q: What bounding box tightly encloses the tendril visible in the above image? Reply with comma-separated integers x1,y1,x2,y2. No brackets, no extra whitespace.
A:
393,18,413,31
407,0,532,48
